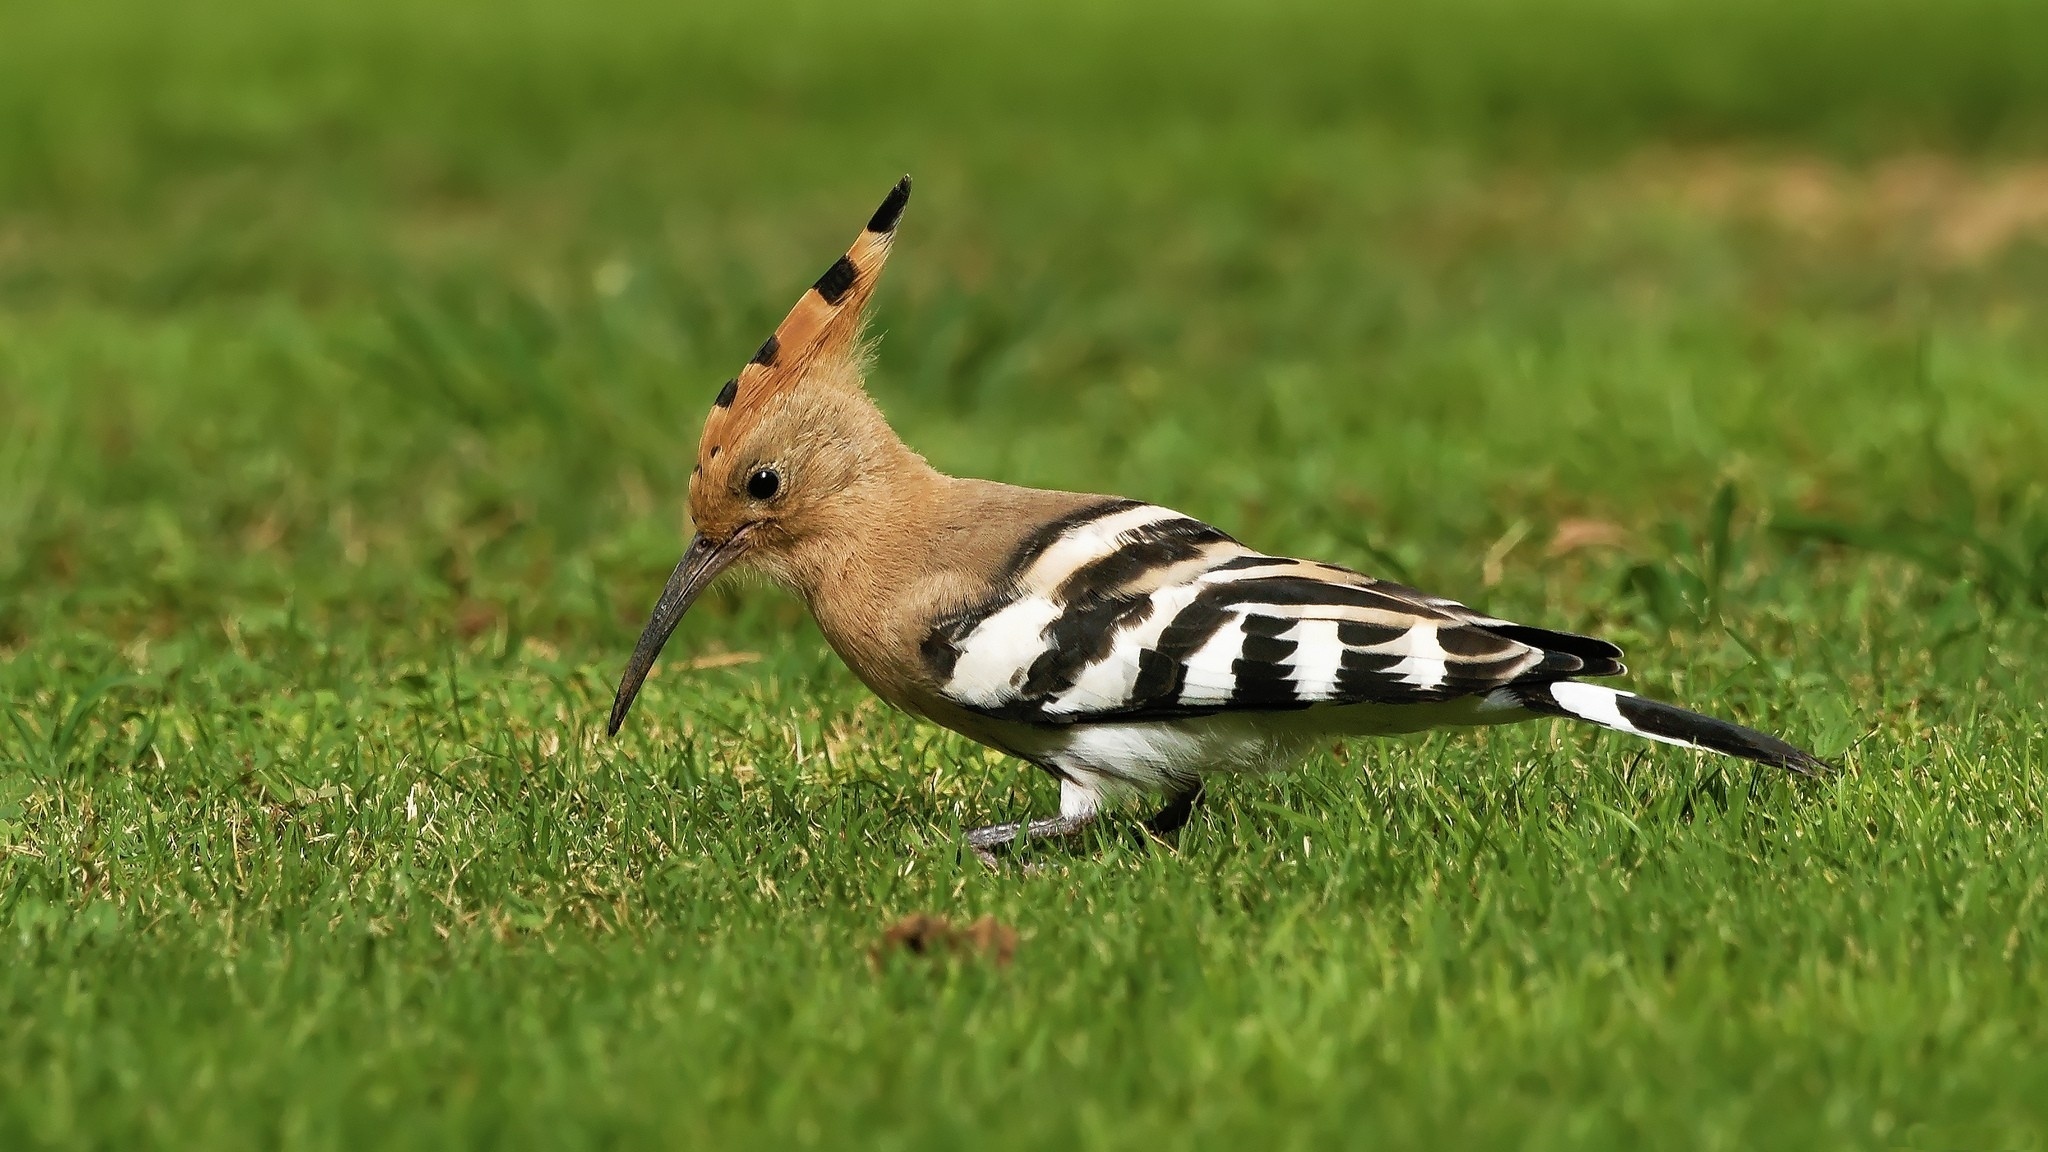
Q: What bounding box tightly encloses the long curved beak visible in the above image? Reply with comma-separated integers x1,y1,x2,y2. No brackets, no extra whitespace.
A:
607,531,748,736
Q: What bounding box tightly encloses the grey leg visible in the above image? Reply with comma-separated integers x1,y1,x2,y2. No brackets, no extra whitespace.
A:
966,776,1107,869
966,813,1096,869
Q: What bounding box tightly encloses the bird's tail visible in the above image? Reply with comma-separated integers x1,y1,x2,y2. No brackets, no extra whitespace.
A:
1509,680,1827,775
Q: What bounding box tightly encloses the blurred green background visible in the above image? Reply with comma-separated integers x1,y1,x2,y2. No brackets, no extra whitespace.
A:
3,0,2047,1147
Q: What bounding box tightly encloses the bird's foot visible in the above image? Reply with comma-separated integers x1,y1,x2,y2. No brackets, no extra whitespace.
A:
968,784,1205,869
966,814,1095,870
1141,782,1205,838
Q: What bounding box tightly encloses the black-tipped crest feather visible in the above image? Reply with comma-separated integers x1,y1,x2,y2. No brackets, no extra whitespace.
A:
868,176,912,233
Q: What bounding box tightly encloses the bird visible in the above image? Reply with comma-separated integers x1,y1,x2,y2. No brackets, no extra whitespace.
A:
607,176,1827,864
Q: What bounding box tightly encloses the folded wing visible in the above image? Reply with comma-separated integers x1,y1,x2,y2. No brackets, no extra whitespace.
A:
921,501,1624,726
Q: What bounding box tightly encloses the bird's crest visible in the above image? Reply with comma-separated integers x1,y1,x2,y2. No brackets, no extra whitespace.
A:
700,176,910,441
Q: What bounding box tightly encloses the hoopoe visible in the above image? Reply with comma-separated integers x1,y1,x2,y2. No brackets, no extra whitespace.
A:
609,177,1826,863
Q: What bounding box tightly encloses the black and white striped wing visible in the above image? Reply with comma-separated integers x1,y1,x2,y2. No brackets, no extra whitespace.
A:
921,500,1625,726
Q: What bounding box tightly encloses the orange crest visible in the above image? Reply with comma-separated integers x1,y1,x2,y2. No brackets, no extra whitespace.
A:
699,176,911,446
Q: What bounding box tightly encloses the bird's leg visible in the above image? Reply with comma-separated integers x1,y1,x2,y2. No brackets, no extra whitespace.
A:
1142,780,1205,837
966,814,1096,868
967,776,1101,869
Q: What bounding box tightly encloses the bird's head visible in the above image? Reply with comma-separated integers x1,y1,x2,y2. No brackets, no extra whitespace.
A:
608,176,917,735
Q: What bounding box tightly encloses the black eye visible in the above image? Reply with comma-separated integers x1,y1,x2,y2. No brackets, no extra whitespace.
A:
746,468,781,500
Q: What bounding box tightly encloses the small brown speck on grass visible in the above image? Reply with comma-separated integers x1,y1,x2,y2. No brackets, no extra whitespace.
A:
870,914,1018,970
455,600,499,639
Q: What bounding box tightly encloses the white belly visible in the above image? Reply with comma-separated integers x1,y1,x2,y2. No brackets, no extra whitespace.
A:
985,696,1527,808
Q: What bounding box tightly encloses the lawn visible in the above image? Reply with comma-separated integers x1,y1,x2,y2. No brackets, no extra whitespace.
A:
4,0,2048,1147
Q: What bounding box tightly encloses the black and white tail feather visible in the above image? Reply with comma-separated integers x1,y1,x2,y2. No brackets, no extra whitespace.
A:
923,499,1827,811
1507,680,1822,773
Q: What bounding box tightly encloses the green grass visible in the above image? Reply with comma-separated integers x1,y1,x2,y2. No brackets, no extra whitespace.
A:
5,0,2048,1146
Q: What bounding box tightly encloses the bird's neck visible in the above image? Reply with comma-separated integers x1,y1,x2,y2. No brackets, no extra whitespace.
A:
773,445,1108,706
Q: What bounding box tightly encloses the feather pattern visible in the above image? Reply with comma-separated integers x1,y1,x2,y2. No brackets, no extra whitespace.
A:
922,499,1618,726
